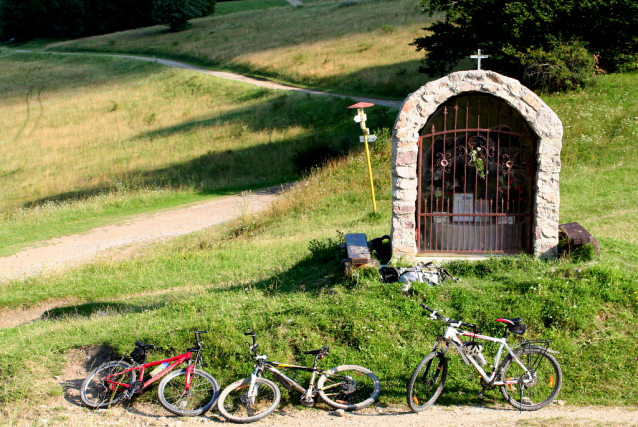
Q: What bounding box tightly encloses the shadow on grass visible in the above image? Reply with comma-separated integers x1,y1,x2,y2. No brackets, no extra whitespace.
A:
22,92,395,208
42,301,170,320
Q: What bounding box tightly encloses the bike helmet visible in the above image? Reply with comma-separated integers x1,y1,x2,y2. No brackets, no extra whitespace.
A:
462,341,483,356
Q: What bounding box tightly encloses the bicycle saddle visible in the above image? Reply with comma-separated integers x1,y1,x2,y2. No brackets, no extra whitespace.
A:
135,341,156,350
304,346,329,355
496,317,523,326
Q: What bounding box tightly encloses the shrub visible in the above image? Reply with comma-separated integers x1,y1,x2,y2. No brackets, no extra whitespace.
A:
518,41,599,93
151,0,208,32
203,0,217,16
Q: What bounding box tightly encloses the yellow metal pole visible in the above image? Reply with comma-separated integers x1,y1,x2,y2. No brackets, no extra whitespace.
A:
359,107,377,214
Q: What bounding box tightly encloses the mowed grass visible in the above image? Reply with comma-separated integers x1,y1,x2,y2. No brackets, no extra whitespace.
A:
44,0,435,99
0,50,395,253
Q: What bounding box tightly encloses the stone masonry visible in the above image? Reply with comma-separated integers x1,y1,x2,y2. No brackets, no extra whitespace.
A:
391,70,563,259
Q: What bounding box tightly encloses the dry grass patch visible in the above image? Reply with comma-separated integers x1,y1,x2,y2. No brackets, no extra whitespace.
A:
0,52,303,214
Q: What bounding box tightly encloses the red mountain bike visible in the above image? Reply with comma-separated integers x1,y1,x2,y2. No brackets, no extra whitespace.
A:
80,330,219,416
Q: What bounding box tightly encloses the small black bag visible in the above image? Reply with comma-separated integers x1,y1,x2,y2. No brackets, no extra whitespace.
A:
129,345,147,364
508,323,527,335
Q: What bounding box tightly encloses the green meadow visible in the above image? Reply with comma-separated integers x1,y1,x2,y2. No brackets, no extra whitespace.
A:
0,0,637,418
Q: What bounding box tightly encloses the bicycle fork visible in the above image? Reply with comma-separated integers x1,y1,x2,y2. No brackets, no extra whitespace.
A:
246,370,261,403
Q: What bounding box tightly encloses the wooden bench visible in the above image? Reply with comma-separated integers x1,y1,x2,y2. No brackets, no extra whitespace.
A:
558,222,600,255
344,233,380,271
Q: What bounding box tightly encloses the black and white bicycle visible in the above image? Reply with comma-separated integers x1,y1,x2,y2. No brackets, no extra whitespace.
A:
217,331,380,423
407,304,562,412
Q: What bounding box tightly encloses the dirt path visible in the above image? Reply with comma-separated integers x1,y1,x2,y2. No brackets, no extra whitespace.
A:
0,187,282,282
10,400,637,427
14,50,403,109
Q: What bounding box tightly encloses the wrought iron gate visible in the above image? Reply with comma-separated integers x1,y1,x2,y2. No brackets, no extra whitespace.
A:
416,94,537,254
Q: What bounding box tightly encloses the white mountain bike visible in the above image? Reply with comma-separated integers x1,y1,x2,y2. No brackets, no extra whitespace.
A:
407,304,562,412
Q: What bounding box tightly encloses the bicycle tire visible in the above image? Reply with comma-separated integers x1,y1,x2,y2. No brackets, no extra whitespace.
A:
406,352,447,412
317,365,380,411
157,368,220,416
499,347,562,411
80,360,136,409
217,377,281,423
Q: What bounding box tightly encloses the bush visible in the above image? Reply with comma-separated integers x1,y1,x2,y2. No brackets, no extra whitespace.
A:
413,0,638,89
203,0,217,16
151,0,208,32
518,41,599,93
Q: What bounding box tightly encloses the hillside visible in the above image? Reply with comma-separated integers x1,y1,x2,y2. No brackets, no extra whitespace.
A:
0,50,637,412
0,0,637,420
43,0,435,99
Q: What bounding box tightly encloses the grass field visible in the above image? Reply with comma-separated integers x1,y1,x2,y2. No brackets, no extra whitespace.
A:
0,49,395,254
216,0,290,15
43,0,436,99
0,126,636,410
1,0,638,414
0,52,637,411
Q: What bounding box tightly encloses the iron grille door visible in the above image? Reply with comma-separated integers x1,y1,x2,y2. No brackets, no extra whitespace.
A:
416,95,537,254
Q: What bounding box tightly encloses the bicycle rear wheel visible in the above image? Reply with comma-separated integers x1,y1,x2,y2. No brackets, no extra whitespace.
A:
158,368,219,416
217,377,280,423
499,347,562,411
317,365,380,411
406,352,447,412
80,360,136,409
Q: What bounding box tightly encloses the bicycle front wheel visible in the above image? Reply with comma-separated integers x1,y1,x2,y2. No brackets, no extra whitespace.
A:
80,360,136,409
499,347,562,411
317,365,380,411
406,352,447,412
217,377,281,423
157,368,220,416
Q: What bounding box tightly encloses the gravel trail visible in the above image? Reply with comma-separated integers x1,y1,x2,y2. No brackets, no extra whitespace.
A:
14,50,403,109
0,187,282,282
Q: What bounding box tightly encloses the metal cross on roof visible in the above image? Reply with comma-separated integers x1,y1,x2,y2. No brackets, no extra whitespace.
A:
470,49,488,70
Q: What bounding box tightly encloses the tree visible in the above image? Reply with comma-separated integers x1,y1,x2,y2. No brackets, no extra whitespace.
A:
151,0,208,32
0,0,155,40
413,0,638,88
203,0,217,16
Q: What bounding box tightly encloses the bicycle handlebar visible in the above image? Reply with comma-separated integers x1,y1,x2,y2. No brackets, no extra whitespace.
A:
193,330,208,349
244,331,259,356
244,331,257,346
419,304,477,330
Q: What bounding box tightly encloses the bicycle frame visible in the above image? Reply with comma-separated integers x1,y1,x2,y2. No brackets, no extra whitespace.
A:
106,351,196,394
246,356,325,403
434,322,531,387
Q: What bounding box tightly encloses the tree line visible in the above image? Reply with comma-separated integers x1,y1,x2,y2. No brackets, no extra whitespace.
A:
415,0,638,92
0,0,218,40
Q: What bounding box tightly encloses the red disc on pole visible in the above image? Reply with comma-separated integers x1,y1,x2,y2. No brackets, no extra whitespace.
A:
348,102,375,109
